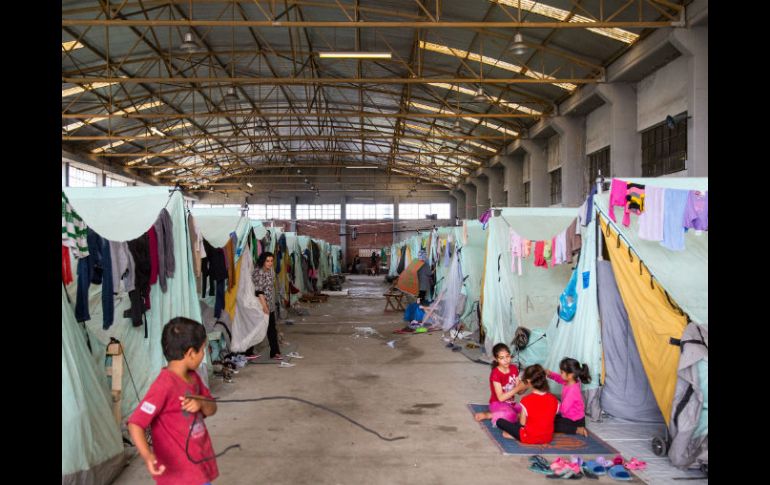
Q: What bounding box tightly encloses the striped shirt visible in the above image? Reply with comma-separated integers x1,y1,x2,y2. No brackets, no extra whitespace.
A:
61,192,89,258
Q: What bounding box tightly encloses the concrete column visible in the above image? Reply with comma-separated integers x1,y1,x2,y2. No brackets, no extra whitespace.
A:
470,176,490,214
551,116,587,206
597,83,641,178
393,195,399,247
290,196,297,231
481,167,505,208
462,183,478,219
340,196,347,267
452,189,467,219
501,155,524,207
519,140,548,207
671,26,708,176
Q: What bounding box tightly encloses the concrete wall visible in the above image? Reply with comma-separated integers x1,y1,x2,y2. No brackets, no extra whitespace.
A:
637,56,688,132
547,135,561,172
586,104,611,155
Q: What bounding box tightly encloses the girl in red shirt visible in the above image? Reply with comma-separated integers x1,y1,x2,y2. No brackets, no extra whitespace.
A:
496,364,560,444
474,343,526,428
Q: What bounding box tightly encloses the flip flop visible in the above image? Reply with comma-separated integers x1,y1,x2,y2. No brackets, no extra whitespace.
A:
582,461,607,476
624,458,647,470
529,455,550,469
595,456,613,468
580,465,599,480
528,463,553,475
607,465,632,481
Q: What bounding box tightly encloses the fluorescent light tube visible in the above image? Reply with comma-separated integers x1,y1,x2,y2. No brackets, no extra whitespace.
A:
319,52,391,59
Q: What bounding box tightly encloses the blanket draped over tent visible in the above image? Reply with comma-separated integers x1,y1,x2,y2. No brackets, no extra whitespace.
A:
396,259,424,295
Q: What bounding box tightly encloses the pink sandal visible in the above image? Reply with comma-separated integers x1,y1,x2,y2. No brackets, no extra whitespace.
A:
624,457,647,470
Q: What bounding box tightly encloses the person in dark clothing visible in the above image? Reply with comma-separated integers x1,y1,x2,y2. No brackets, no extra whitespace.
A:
201,239,228,318
252,251,281,359
370,251,377,276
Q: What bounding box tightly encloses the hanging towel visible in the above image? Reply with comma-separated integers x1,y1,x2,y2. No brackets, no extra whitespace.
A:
62,246,73,285
543,239,552,264
555,230,567,265
608,178,627,223
683,190,708,231
534,241,548,268
638,186,666,241
550,237,557,267
565,219,576,263
510,230,523,276
660,189,690,251
523,239,532,258
623,183,646,227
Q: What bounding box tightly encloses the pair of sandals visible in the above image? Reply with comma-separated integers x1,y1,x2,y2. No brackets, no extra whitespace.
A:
528,455,635,481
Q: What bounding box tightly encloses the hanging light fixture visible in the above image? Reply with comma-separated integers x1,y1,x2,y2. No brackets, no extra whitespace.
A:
179,31,201,53
473,86,486,103
453,117,462,130
509,33,528,56
223,86,240,104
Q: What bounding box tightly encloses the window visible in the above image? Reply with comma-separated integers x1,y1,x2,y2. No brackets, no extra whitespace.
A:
587,146,611,194
105,176,128,187
550,169,562,205
398,203,450,220
296,204,341,220
642,114,687,176
358,249,379,258
249,204,291,220
523,182,530,206
346,203,394,220
398,204,419,219
68,166,98,187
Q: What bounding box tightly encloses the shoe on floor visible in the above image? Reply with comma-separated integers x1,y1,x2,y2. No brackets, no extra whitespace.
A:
286,351,303,359
279,361,296,368
271,354,283,360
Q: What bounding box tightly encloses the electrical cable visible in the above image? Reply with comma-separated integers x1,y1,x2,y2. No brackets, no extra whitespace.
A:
183,395,408,464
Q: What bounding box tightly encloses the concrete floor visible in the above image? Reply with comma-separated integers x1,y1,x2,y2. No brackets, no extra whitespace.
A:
113,275,700,485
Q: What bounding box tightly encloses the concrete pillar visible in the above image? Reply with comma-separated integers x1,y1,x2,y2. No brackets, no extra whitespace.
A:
462,183,477,219
481,167,505,208
470,176,490,214
501,155,524,207
290,196,297,231
671,26,708,176
551,116,587,207
519,140,548,207
597,83,641,178
452,189,467,219
340,196,347,267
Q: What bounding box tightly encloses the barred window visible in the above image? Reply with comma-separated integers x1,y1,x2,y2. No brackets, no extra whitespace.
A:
550,168,562,205
523,182,530,206
587,146,611,194
641,114,687,176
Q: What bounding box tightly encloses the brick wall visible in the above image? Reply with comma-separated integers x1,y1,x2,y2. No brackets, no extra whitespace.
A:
263,218,455,271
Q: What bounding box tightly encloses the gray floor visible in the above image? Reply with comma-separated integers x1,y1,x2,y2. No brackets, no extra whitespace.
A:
112,275,705,484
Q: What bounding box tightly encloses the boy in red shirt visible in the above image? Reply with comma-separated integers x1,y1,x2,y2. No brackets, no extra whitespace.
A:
495,364,559,444
128,317,219,485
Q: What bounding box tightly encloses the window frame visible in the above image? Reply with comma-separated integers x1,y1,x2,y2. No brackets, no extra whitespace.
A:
641,114,688,176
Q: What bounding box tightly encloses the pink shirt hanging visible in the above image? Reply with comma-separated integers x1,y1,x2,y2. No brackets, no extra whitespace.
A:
608,178,627,223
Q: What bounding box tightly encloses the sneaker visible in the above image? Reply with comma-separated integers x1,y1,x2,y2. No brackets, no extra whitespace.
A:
286,351,304,359
271,354,283,360
279,361,296,368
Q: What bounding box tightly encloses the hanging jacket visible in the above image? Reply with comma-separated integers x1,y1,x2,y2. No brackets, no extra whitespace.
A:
109,241,136,293
127,233,151,326
153,208,175,292
202,239,228,298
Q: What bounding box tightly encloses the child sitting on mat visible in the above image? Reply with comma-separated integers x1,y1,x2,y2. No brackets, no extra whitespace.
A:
474,343,526,427
546,357,591,437
496,364,560,444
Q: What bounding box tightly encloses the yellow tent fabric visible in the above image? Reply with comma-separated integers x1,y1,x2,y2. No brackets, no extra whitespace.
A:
224,255,243,321
405,245,412,265
600,216,687,425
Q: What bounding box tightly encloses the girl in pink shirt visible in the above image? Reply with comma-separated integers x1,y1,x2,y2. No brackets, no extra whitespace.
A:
547,357,592,437
474,343,526,427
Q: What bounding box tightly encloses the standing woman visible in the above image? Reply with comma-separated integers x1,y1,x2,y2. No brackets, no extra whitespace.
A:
252,251,281,359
